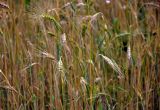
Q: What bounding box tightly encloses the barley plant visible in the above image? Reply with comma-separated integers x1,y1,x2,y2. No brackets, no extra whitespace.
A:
0,0,160,110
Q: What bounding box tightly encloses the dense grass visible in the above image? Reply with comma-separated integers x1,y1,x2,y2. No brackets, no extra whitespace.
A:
0,0,160,110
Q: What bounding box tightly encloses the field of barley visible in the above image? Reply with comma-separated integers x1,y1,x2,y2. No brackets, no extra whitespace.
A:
0,0,160,110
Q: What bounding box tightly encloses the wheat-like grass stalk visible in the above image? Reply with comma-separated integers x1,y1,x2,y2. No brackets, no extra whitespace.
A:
60,33,66,44
90,12,104,22
57,57,64,73
0,2,9,9
57,57,68,84
105,0,111,4
40,51,55,60
20,63,39,72
0,69,18,93
127,44,132,65
99,54,124,78
42,14,62,32
1,0,159,109
80,77,88,93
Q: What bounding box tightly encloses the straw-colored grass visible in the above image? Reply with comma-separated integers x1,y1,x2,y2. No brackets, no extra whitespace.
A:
0,0,160,110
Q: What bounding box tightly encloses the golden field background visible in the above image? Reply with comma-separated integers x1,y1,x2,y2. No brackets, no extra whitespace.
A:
0,0,160,110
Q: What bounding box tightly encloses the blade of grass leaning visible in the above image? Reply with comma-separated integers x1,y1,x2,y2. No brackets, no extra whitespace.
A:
99,54,124,78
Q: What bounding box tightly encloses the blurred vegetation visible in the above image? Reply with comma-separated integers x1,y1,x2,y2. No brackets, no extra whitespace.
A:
0,0,160,110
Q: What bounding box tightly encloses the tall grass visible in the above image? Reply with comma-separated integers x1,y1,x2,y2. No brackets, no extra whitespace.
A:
0,0,160,110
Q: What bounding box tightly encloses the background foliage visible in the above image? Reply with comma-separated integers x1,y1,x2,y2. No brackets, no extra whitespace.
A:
0,0,160,110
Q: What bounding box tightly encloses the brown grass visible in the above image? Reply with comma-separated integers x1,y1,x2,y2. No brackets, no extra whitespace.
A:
0,0,160,110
